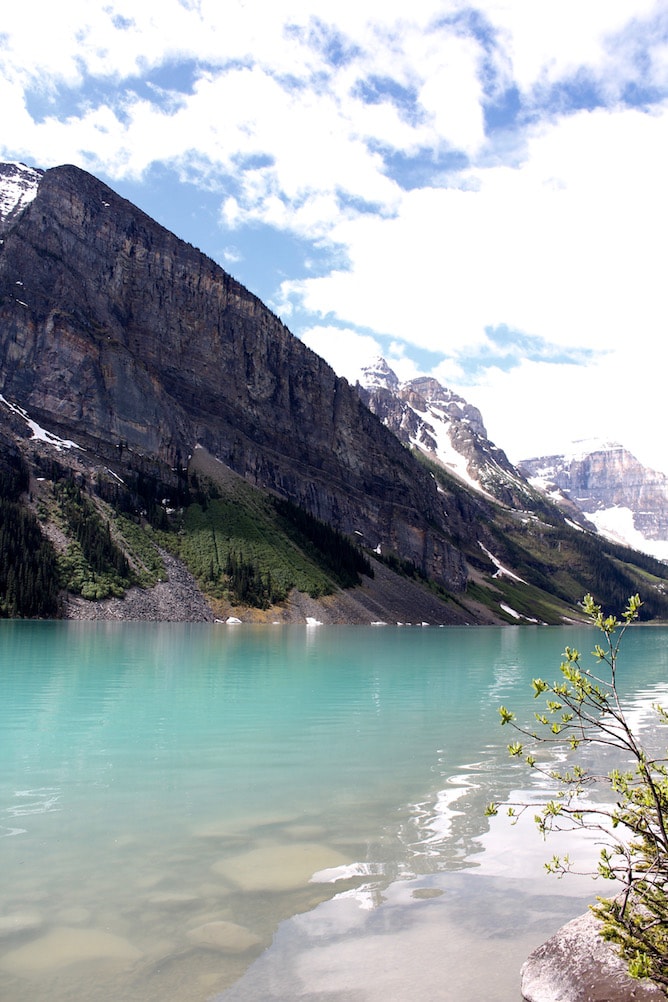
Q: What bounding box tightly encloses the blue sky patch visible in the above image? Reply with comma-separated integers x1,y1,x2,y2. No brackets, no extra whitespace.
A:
24,60,207,126
110,13,134,30
378,146,469,191
353,76,422,124
484,85,522,133
453,324,600,379
285,19,361,69
542,73,606,116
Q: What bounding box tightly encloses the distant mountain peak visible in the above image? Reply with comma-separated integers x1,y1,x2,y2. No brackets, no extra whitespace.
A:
563,439,625,460
526,439,626,466
356,357,536,508
0,162,43,232
357,356,400,392
519,441,668,560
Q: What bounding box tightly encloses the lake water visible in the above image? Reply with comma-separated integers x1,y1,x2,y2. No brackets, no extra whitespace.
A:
1,621,667,1001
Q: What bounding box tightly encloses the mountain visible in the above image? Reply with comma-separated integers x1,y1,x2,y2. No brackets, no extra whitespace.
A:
0,163,470,581
519,442,668,561
1,161,668,625
361,344,668,565
356,356,540,509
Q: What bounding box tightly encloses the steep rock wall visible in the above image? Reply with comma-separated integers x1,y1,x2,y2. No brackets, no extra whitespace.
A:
0,164,468,589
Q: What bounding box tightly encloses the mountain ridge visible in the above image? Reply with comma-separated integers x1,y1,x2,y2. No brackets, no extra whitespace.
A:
1,162,667,624
519,444,668,561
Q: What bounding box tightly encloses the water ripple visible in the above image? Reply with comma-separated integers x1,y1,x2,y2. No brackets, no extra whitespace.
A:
5,786,61,818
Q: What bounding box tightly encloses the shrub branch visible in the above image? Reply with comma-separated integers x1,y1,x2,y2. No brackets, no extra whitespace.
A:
486,594,668,988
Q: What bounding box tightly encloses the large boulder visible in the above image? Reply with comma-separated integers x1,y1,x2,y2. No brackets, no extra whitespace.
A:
521,911,666,1002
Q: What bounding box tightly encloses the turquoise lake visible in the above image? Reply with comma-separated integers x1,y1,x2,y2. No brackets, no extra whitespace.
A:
2,621,667,1001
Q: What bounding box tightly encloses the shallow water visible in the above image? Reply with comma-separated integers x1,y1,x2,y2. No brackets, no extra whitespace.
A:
1,621,666,1001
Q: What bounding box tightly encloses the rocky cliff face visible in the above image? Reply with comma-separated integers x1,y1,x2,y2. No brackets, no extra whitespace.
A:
519,443,668,560
0,164,469,589
356,357,538,509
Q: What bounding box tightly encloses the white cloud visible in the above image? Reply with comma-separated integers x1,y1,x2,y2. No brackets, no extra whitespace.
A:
301,327,383,383
1,0,666,471
485,0,663,94
461,342,668,472
284,101,668,355
222,245,243,265
413,33,486,155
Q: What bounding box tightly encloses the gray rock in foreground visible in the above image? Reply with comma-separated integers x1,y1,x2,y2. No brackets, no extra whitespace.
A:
521,911,666,1002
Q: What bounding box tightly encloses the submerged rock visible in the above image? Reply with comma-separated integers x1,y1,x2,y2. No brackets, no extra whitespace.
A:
0,925,143,975
521,911,666,1001
146,891,202,910
212,842,350,893
0,912,44,939
186,920,261,953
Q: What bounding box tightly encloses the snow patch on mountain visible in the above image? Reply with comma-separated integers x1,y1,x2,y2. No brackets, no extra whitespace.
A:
0,162,43,231
478,542,528,583
0,395,83,452
409,424,479,490
587,507,668,561
564,439,625,460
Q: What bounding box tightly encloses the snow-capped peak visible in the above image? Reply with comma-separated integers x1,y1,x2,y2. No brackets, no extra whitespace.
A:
522,438,625,466
519,438,668,559
357,356,400,392
355,358,533,507
0,162,43,230
562,438,625,461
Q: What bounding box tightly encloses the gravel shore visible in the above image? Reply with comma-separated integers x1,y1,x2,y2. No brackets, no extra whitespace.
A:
63,549,489,626
64,551,217,622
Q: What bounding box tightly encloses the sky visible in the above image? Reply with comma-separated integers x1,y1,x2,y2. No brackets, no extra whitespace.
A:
1,0,667,471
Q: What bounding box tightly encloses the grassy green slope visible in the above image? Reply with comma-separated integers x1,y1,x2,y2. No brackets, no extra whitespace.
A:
171,490,338,604
164,454,373,609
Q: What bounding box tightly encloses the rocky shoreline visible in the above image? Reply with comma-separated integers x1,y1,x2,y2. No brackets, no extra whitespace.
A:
62,548,494,626
63,552,217,623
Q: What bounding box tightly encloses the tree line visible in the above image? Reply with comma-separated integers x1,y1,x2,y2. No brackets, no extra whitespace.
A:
0,451,60,618
273,496,374,588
